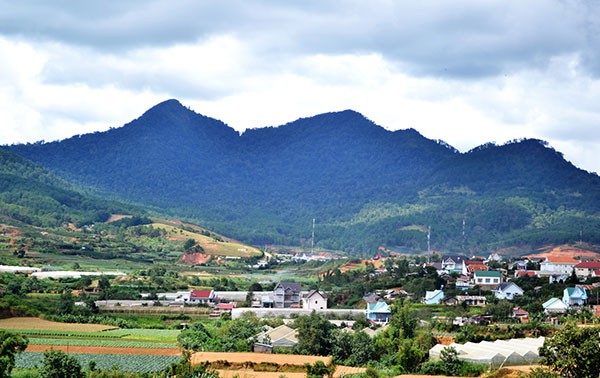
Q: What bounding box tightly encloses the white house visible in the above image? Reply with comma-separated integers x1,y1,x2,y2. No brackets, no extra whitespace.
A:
303,290,327,310
441,256,468,275
574,262,600,278
539,256,579,276
563,287,587,307
494,282,524,300
424,290,445,305
189,289,215,304
474,271,503,290
273,282,302,308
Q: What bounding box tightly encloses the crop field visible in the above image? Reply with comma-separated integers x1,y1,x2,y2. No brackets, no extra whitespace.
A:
0,317,117,332
15,352,181,372
101,328,180,342
28,337,178,349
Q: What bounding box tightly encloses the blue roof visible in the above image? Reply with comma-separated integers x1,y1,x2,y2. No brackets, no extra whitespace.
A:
368,301,391,313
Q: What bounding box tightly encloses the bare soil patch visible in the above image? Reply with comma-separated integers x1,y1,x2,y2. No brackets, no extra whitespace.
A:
0,317,117,332
105,214,133,223
191,352,331,366
26,345,181,356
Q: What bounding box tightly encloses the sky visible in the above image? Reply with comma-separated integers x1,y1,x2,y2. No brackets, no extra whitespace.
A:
1,1,600,174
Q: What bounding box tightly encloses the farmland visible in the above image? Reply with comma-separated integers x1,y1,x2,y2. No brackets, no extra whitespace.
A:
1,317,183,373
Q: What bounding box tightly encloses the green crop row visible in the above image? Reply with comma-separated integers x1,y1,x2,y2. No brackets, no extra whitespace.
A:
11,330,121,338
15,352,182,373
28,337,178,349
101,328,180,342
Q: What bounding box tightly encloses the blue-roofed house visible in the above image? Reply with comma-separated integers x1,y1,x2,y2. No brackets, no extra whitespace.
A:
366,301,391,324
563,287,587,307
424,289,445,305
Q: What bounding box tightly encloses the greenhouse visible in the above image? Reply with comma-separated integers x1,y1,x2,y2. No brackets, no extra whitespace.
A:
429,336,545,368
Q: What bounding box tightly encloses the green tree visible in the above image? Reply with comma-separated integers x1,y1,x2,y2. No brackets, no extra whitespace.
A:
305,360,335,378
539,324,600,378
183,238,197,252
58,290,74,315
0,331,28,378
293,312,336,356
396,338,426,373
348,331,375,366
39,349,84,378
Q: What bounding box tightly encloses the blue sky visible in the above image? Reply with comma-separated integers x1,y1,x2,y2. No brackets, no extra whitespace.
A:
1,1,600,173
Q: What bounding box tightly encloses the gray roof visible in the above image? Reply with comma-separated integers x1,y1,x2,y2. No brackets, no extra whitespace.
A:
276,282,302,292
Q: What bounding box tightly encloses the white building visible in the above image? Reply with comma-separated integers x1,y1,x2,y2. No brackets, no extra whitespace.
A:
494,282,524,300
302,290,327,310
539,256,579,276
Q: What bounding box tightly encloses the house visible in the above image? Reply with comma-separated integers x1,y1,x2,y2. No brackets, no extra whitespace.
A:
512,306,529,322
455,275,473,291
189,289,215,304
424,289,445,305
574,261,600,278
494,282,524,300
515,271,537,278
467,261,488,273
273,282,302,308
444,295,487,307
441,256,468,275
474,270,503,290
563,287,587,307
303,290,327,310
539,256,579,276
366,301,392,324
542,298,568,314
254,324,298,349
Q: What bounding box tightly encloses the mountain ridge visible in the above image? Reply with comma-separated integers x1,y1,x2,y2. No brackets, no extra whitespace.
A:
7,100,600,255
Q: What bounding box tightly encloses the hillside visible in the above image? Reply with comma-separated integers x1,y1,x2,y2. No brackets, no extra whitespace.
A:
8,100,600,255
0,147,258,269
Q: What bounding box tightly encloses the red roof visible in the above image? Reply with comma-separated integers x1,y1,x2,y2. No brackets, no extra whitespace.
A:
516,271,536,277
191,290,213,299
217,303,235,310
575,261,600,269
545,255,579,264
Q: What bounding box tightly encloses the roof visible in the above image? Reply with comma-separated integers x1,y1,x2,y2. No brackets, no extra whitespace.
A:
516,271,536,277
425,290,444,300
275,282,302,292
367,301,391,313
543,297,567,309
544,255,579,264
190,289,213,299
564,287,587,299
443,255,467,263
497,282,522,292
304,290,327,299
217,303,235,310
255,325,298,345
475,270,502,277
575,261,600,269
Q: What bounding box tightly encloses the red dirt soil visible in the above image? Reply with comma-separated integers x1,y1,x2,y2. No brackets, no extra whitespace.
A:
26,345,181,356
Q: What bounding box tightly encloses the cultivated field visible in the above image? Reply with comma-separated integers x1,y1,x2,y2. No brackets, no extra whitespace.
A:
0,317,117,332
2,317,182,373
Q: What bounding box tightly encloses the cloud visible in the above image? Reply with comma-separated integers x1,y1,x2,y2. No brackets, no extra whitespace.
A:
0,1,600,174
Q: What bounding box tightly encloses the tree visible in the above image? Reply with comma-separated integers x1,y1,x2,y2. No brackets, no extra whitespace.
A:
293,312,336,356
183,238,197,252
539,324,600,378
58,290,75,315
305,360,335,378
40,349,85,378
0,331,28,378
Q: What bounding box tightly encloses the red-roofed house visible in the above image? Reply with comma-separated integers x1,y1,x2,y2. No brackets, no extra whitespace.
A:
539,255,580,276
467,261,489,273
515,271,537,278
574,261,600,278
189,289,215,304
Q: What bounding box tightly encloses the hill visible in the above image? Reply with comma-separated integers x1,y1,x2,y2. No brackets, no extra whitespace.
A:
8,100,600,255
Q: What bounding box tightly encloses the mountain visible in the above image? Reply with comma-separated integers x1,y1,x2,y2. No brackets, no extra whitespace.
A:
0,147,131,228
8,100,600,255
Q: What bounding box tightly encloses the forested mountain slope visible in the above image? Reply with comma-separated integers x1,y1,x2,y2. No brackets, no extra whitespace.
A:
8,100,600,254
0,148,131,227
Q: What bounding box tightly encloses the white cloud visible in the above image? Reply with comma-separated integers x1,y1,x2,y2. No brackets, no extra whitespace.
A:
0,1,600,175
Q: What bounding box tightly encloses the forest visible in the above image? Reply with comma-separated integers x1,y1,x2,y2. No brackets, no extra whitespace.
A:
6,99,600,255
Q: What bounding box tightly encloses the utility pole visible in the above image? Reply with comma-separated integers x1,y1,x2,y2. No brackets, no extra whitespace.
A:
427,226,431,254
311,218,315,254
